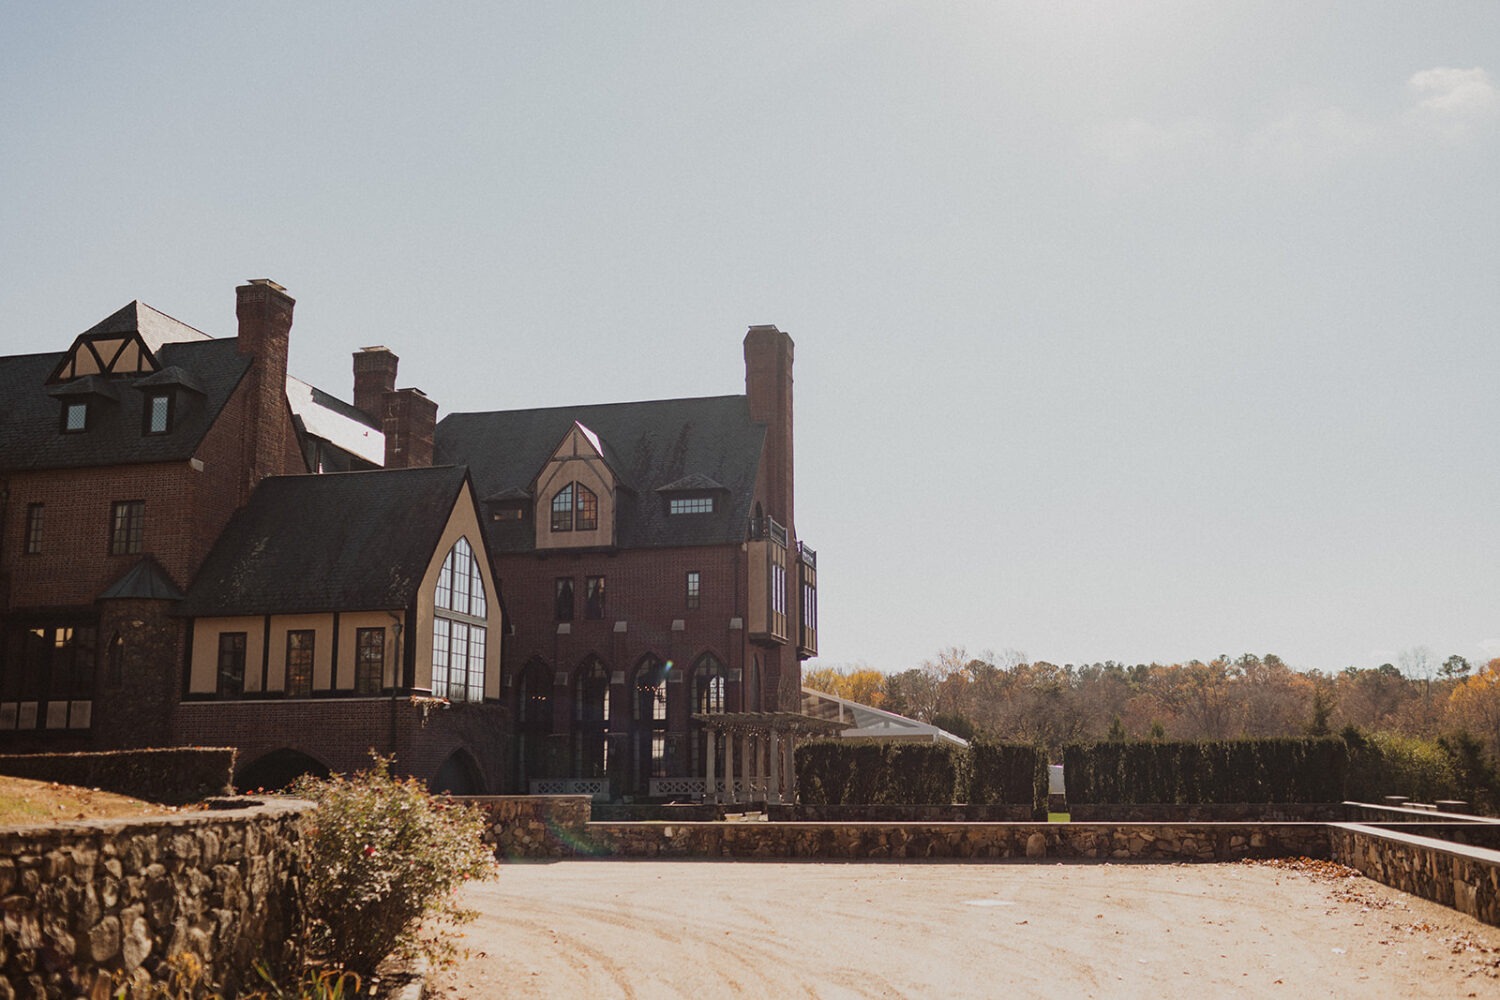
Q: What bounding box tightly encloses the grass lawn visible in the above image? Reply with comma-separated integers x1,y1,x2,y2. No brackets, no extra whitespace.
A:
0,775,165,826
1048,812,1070,822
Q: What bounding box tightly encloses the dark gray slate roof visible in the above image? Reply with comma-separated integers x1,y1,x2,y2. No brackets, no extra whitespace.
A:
0,338,249,471
177,466,470,616
99,557,186,601
435,395,766,553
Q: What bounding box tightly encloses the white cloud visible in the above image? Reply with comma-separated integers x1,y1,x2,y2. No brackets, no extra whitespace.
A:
1089,66,1496,183
1405,66,1500,141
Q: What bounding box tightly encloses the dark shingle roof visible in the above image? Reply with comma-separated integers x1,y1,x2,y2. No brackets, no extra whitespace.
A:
177,466,470,616
99,557,186,601
435,395,765,552
0,338,250,471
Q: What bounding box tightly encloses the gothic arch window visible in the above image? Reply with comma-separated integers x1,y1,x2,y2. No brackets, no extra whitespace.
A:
573,657,610,779
692,653,726,715
550,482,598,532
633,654,670,789
515,659,552,791
432,537,487,702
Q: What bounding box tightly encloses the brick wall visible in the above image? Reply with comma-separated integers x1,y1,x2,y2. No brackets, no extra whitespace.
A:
173,697,510,793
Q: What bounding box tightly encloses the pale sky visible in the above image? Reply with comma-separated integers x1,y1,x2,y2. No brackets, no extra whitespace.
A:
3,3,1497,675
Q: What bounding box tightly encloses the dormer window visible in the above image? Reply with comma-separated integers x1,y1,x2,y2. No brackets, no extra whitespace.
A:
144,391,172,435
62,400,88,433
550,482,597,532
669,496,714,515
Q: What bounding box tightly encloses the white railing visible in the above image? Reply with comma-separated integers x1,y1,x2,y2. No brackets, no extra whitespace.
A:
649,777,772,800
530,778,611,801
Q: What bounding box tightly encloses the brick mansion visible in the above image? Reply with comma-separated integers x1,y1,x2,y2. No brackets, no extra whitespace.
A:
0,280,818,797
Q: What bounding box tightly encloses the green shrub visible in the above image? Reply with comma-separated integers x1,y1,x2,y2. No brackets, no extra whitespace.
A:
291,756,495,978
1344,730,1464,803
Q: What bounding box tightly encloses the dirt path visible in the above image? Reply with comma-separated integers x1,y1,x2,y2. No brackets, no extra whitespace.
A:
428,859,1500,999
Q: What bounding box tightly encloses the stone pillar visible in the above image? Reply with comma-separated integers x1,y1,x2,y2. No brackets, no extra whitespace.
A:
744,734,756,803
783,734,797,803
705,728,717,804
724,728,736,805
768,730,781,804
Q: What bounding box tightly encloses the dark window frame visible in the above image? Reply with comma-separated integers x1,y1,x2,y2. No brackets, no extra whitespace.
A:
217,632,247,697
143,390,173,435
685,570,700,610
23,503,43,555
669,496,714,515
550,483,574,532
584,575,606,620
355,627,385,694
554,577,575,621
285,630,314,697
61,400,88,434
108,500,144,556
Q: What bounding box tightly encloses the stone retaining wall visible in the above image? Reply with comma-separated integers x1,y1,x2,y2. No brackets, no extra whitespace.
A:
1330,823,1500,927
767,803,1036,823
1068,802,1343,822
467,796,1329,862
0,797,307,998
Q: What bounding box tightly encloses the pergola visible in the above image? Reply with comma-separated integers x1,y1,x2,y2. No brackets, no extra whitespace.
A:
693,711,842,806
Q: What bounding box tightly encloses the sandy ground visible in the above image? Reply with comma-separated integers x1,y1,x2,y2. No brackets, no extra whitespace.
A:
427,859,1500,999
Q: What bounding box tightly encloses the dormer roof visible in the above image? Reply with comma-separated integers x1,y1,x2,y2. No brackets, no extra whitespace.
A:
436,394,765,552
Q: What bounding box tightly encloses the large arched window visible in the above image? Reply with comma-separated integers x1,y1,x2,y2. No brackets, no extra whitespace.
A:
432,537,487,702
550,481,598,532
693,653,727,714
574,657,610,779
633,654,670,790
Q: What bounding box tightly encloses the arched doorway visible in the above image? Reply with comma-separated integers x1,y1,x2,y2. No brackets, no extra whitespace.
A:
235,748,330,792
690,652,727,778
431,749,485,795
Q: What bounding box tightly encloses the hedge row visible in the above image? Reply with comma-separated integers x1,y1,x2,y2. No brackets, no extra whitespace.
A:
1061,738,1347,804
0,747,237,805
794,739,1044,810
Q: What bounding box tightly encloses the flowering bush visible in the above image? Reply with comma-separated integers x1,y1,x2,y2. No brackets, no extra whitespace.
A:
290,755,495,977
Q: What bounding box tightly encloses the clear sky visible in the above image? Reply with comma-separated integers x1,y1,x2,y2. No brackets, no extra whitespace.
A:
3,3,1497,675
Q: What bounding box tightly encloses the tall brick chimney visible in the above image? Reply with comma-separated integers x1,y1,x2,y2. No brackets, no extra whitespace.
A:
744,325,795,528
352,346,399,421
235,279,295,494
383,387,437,468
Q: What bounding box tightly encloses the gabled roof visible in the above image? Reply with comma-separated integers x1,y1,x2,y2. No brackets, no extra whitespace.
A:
655,473,727,493
177,466,472,617
286,375,384,466
0,337,250,472
435,394,766,552
77,301,211,352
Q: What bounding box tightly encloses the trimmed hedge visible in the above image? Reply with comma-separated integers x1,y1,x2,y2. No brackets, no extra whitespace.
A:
0,747,236,805
795,740,970,806
1061,738,1347,804
967,740,1048,814
794,739,1046,809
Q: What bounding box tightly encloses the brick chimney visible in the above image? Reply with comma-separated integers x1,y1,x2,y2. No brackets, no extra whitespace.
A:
235,279,295,494
744,325,794,527
383,387,437,468
352,346,399,421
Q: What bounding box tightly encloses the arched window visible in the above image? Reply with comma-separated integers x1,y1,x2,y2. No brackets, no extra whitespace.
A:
574,657,610,779
432,537,487,702
550,482,598,532
693,653,726,714
633,655,670,790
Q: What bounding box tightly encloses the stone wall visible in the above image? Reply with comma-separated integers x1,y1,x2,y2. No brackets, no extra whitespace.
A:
468,796,1330,862
0,797,307,998
1068,802,1343,822
767,803,1036,822
1331,822,1500,927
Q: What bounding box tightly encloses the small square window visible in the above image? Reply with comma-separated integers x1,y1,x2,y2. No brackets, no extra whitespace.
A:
62,401,88,433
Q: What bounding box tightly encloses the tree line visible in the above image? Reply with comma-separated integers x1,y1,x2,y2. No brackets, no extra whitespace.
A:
805,647,1500,780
